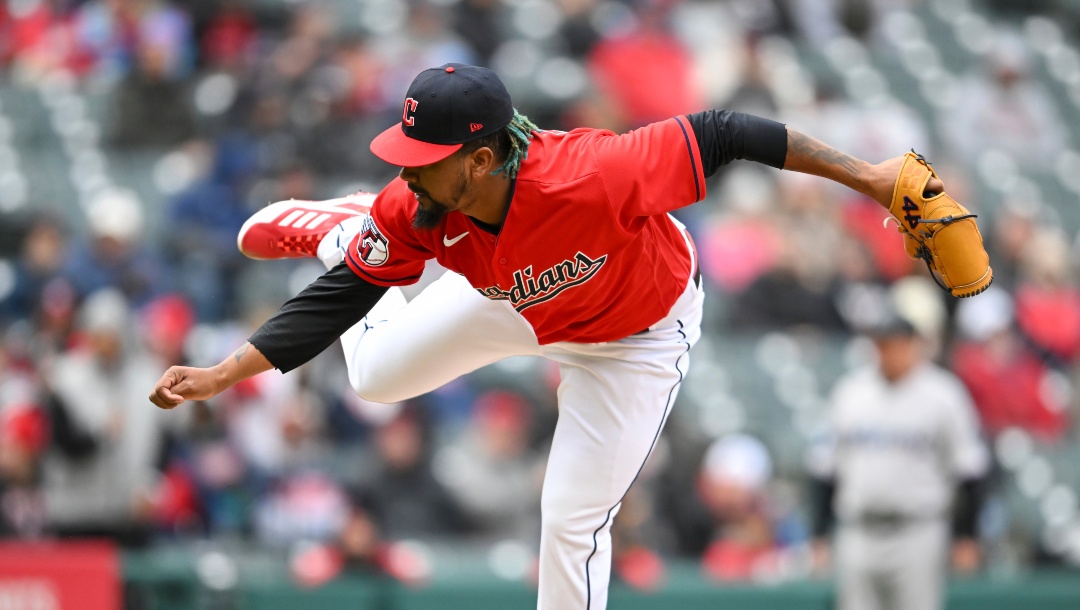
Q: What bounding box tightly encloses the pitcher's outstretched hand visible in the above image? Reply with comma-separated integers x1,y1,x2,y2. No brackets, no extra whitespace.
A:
149,366,224,409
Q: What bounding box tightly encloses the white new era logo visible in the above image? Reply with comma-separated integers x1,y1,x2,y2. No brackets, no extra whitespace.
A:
278,210,333,230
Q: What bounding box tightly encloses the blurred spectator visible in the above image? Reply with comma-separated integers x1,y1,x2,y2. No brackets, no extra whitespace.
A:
830,236,891,333
23,278,79,361
808,308,990,610
557,0,604,60
242,163,324,244
336,487,429,585
1012,227,1080,365
840,195,915,284
611,485,668,591
723,170,857,329
372,1,475,102
726,231,846,331
108,27,197,147
199,0,257,73
183,416,251,535
985,199,1040,291
815,97,930,171
41,288,170,546
952,287,1069,441
338,488,387,573
61,188,167,307
222,369,325,481
586,0,702,128
697,434,783,582
220,3,333,177
452,0,505,63
722,31,781,118
166,138,255,320
355,403,471,540
609,438,674,592
150,463,203,537
0,0,69,79
139,293,195,367
943,29,1066,171
789,0,868,47
70,0,194,84
0,213,69,325
0,402,48,538
438,389,542,544
255,471,348,547
327,35,387,119
289,486,432,588
301,35,392,176
697,167,784,294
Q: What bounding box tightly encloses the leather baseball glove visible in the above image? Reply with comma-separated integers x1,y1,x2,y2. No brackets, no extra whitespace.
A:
885,151,993,298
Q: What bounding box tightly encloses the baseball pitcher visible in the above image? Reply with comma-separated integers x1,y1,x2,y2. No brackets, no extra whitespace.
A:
150,64,991,609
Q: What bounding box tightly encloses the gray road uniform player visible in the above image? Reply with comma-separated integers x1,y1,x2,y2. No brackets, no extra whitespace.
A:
808,330,990,610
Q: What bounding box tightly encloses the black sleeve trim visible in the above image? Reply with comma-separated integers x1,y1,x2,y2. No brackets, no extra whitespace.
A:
687,110,788,176
952,477,985,539
248,262,389,373
809,476,837,538
673,116,702,201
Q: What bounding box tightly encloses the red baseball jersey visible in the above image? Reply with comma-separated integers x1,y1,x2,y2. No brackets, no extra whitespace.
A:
345,116,707,344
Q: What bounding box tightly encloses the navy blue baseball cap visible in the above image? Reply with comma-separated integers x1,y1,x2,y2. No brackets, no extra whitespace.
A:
370,63,514,167
863,309,919,338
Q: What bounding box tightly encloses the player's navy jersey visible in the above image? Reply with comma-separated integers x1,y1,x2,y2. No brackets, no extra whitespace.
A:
345,116,707,344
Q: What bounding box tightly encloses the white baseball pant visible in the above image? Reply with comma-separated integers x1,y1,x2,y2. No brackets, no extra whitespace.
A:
336,263,703,610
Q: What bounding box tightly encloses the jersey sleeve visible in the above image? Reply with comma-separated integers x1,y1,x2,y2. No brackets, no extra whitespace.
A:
592,116,707,229
344,182,431,286
249,262,388,373
806,382,847,479
941,376,991,480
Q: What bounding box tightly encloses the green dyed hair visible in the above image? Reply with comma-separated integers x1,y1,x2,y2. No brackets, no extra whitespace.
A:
459,109,538,180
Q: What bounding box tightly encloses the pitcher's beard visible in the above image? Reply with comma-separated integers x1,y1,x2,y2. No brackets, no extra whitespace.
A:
411,170,469,231
413,199,448,230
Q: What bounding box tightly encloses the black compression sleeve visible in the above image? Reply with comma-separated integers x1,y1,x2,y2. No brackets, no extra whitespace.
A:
952,477,985,539
686,110,788,175
809,476,837,538
248,262,389,373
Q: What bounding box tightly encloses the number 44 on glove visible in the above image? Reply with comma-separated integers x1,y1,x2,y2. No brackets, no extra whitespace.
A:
885,151,993,298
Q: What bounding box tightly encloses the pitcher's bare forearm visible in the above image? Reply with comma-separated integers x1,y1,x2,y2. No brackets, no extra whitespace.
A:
784,129,873,196
150,342,274,409
780,128,942,208
218,342,274,387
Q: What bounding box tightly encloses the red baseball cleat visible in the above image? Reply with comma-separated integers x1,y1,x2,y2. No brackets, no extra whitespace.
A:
237,194,376,260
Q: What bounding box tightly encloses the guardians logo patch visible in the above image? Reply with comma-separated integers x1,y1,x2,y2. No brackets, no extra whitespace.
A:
478,251,607,311
356,216,389,266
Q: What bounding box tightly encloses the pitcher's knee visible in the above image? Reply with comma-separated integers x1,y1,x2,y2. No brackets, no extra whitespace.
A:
540,515,579,548
541,502,606,546
349,368,409,404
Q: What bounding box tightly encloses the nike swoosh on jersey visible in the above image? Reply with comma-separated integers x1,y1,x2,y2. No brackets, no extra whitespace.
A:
443,232,469,246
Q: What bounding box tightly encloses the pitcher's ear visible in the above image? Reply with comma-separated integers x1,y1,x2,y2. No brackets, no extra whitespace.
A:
466,146,496,176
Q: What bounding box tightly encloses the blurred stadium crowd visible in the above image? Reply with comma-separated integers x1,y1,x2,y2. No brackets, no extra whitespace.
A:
2,0,1080,590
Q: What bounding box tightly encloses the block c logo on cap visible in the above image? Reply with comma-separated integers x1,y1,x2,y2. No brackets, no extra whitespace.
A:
402,98,419,127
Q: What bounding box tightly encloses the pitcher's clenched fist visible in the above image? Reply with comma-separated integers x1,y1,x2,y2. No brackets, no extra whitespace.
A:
148,342,273,409
149,366,226,409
